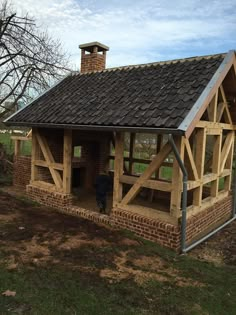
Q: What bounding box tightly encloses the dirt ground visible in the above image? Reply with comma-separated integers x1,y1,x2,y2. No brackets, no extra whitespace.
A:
0,188,235,285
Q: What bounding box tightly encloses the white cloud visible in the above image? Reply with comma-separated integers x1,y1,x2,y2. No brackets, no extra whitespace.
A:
10,0,236,68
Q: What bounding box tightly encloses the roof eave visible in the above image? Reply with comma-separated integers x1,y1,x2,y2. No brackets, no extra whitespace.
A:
3,121,185,135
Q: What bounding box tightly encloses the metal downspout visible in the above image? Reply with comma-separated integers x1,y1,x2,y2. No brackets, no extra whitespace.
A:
168,135,188,252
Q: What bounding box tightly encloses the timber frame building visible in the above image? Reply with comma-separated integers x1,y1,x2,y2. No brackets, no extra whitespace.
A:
5,42,236,252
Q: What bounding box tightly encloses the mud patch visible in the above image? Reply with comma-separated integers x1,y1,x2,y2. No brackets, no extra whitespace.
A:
100,251,205,287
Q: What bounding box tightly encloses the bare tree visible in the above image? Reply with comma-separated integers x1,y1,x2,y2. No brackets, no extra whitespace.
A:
0,0,71,120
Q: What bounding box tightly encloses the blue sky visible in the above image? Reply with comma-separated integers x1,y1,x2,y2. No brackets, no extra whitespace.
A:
12,0,236,69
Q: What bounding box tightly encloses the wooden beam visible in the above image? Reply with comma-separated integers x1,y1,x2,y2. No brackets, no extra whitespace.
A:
196,121,234,130
170,136,185,217
63,129,72,194
35,131,63,189
33,160,64,170
120,174,172,192
121,142,172,205
113,132,124,206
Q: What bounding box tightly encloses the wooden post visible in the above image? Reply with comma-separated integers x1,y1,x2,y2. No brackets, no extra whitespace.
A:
14,140,21,156
129,133,135,174
113,132,124,207
63,129,72,194
193,128,206,206
31,128,38,182
170,136,185,217
211,132,222,197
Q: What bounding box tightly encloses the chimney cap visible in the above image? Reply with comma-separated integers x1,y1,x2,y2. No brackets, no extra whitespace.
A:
79,41,109,53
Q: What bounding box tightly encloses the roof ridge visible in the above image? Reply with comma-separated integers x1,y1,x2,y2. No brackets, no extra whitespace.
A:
77,52,226,75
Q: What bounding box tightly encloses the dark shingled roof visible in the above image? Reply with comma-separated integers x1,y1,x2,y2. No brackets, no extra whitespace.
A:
5,54,225,131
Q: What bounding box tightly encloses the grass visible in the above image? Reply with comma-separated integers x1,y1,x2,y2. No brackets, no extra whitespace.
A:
0,190,236,315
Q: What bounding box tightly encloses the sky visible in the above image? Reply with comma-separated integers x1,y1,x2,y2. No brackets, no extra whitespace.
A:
10,0,236,69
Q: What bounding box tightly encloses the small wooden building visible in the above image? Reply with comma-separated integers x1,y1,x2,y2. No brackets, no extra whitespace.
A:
5,42,236,252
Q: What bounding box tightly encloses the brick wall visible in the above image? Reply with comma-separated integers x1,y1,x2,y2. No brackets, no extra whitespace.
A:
185,195,233,243
111,208,181,250
27,184,73,209
25,182,233,251
13,156,31,188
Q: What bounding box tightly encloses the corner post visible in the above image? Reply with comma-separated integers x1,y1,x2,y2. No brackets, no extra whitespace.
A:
63,129,72,194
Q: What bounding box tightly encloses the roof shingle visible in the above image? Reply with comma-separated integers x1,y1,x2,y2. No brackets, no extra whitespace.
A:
5,54,225,131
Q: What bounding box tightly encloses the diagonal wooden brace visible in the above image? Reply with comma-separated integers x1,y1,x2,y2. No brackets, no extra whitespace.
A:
36,132,63,189
121,142,172,205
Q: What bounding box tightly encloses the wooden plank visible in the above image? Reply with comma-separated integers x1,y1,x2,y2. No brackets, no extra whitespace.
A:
193,128,206,206
170,136,185,217
220,131,234,173
36,131,63,189
63,129,72,194
120,174,172,192
113,132,124,206
184,138,199,180
121,142,172,205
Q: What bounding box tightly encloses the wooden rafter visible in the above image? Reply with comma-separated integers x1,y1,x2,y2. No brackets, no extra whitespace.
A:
35,131,63,189
120,142,172,205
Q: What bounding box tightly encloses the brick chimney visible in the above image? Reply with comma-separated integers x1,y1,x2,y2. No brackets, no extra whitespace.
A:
79,42,109,73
